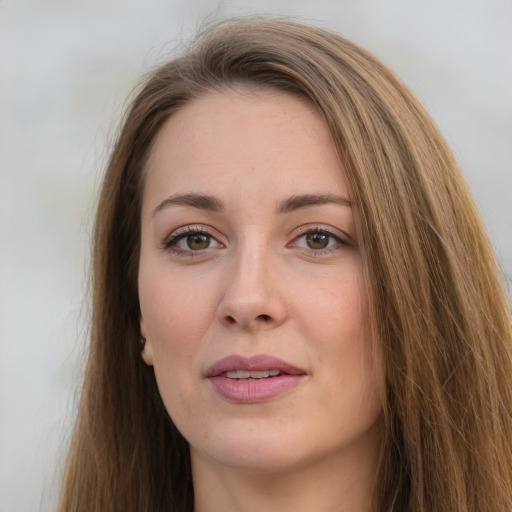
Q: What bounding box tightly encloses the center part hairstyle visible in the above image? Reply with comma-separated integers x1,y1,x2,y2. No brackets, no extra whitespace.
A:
59,18,512,512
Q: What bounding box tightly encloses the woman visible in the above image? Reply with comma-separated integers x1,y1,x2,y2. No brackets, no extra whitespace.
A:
58,19,512,512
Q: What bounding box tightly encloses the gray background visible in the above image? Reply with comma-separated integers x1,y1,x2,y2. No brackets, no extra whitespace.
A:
1,1,510,511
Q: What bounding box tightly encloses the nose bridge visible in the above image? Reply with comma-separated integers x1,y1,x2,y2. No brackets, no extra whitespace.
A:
217,234,286,330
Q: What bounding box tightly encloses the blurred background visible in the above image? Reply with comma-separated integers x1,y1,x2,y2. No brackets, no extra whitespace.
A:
0,0,510,510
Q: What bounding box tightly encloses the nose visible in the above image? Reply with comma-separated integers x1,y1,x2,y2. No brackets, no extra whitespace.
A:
216,246,288,331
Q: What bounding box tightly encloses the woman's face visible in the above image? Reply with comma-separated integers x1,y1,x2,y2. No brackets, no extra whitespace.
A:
138,88,382,475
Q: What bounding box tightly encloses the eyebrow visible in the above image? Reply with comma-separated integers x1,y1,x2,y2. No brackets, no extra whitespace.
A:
276,194,352,214
152,192,352,217
153,193,224,217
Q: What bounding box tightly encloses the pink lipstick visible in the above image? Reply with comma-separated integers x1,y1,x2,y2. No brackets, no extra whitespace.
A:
205,354,307,403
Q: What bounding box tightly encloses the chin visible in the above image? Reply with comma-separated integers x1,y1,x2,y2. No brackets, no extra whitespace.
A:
186,408,383,478
199,444,309,475
188,419,330,474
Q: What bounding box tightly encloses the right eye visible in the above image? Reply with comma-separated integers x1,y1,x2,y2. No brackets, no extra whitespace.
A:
164,227,223,255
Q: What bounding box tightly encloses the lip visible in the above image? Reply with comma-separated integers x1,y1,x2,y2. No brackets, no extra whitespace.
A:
205,354,307,403
206,354,306,377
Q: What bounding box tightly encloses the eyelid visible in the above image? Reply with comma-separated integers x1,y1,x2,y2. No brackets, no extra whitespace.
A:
288,224,351,253
163,225,224,253
292,224,352,243
161,223,352,255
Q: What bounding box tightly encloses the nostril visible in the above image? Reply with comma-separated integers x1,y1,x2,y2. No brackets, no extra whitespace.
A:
222,313,272,327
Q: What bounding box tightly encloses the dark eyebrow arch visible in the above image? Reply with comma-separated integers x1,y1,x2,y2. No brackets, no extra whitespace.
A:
153,193,224,217
277,194,352,214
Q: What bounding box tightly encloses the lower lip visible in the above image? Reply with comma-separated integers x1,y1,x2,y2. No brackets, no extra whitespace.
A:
208,375,305,403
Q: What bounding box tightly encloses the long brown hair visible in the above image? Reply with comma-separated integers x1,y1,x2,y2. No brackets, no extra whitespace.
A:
58,18,512,511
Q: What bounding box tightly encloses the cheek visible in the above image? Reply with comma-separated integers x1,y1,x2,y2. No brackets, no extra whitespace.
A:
300,268,369,354
139,263,217,342
138,271,208,425
138,260,227,395
138,270,211,402
299,269,378,408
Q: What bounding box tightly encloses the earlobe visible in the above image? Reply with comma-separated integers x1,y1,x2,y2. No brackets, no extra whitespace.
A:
141,342,154,366
139,318,154,366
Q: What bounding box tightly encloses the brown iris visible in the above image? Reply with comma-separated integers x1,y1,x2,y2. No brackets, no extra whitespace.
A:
187,234,210,250
306,232,329,249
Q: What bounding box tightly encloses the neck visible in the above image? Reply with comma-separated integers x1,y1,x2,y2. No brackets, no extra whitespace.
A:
192,432,379,512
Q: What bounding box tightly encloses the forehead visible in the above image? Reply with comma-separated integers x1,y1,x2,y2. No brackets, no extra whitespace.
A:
143,88,348,209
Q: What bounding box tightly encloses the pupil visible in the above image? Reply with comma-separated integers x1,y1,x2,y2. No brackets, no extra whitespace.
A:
307,232,328,249
187,234,209,250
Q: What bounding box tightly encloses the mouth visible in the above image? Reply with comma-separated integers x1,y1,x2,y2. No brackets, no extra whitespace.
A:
206,354,306,377
222,369,284,381
205,354,307,403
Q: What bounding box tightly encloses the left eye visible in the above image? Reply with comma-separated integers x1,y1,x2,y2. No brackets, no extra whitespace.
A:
294,231,339,250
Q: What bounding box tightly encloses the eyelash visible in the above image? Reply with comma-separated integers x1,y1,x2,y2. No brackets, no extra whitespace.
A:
163,226,220,256
163,225,348,257
290,227,348,255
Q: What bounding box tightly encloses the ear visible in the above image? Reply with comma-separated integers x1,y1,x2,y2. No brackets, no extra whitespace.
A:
139,315,154,366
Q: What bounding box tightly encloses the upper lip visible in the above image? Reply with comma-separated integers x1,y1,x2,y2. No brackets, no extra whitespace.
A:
205,354,307,377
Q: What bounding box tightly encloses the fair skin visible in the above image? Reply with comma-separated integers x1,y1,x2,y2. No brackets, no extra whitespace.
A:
138,88,382,512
